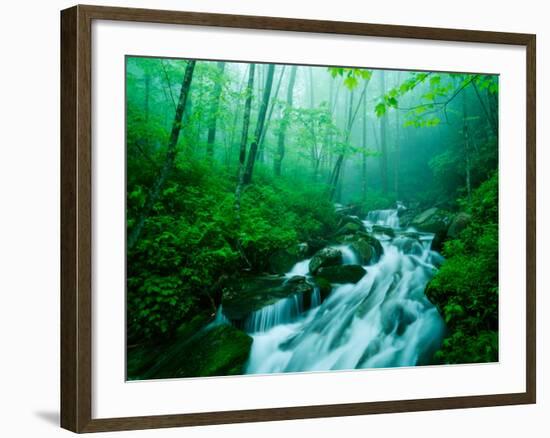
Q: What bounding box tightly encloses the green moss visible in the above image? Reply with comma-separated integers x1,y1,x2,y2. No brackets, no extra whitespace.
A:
142,324,253,379
179,325,253,377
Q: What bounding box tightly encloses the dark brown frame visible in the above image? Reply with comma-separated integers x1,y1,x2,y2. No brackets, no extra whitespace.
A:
61,4,536,433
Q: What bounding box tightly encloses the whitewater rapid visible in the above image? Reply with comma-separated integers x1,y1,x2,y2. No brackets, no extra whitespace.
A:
238,208,446,374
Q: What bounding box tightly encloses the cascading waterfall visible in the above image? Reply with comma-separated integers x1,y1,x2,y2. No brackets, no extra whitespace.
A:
364,209,400,229
244,208,446,374
244,294,303,333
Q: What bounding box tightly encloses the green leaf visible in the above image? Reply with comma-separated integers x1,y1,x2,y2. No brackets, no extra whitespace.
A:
344,75,358,90
375,102,386,117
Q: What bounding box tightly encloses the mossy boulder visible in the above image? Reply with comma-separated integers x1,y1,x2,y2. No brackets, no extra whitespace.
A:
306,238,330,256
142,324,253,379
268,243,308,274
372,225,395,237
127,313,211,380
392,236,423,256
340,232,383,262
334,221,362,237
349,239,374,265
447,212,471,239
223,275,313,321
337,214,364,228
314,277,333,301
411,207,451,252
315,264,366,284
309,247,343,275
381,303,417,335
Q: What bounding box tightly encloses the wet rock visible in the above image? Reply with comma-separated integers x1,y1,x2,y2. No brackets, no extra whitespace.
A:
337,214,364,228
411,207,451,252
381,303,417,336
314,277,333,301
341,232,383,261
142,324,253,379
315,264,366,284
447,212,471,239
372,225,395,237
334,221,362,237
392,236,423,256
309,247,343,275
268,244,308,275
306,238,330,257
223,275,313,321
349,239,374,265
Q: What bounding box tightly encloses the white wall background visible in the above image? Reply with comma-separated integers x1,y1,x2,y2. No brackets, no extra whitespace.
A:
0,0,545,436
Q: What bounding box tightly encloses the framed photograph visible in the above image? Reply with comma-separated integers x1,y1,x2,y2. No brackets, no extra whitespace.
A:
60,4,536,433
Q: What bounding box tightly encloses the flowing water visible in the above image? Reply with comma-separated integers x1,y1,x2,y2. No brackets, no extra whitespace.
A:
233,209,445,374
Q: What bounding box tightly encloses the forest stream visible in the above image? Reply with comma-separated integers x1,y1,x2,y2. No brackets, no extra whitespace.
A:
217,208,447,374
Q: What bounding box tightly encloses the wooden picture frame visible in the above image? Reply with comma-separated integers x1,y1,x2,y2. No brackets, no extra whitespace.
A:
61,4,536,433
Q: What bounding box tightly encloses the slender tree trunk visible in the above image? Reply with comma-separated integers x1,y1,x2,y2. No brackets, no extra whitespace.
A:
235,64,256,222
128,60,196,250
274,66,297,176
379,70,388,193
470,79,498,138
206,61,225,158
393,72,401,199
362,81,368,204
329,88,355,200
309,67,315,108
462,87,472,203
144,73,150,124
258,66,286,162
243,64,275,184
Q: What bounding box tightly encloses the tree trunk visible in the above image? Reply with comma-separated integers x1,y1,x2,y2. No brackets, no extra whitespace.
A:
329,87,355,200
258,66,286,162
144,73,150,124
274,66,297,176
379,70,388,193
362,80,368,204
235,64,256,219
462,86,472,203
128,60,196,250
393,72,401,199
206,61,225,158
243,64,275,185
309,67,315,108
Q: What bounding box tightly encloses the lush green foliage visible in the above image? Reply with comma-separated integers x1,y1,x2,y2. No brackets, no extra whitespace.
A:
127,155,337,341
427,173,499,363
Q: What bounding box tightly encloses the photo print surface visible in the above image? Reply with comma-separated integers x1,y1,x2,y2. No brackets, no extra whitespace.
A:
125,56,499,380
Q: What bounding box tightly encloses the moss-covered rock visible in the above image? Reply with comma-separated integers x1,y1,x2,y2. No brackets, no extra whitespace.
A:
447,212,471,239
349,239,374,265
314,277,333,301
142,324,253,379
372,225,395,237
268,243,308,274
340,232,383,262
309,247,343,275
223,275,313,321
334,221,362,237
315,264,366,284
411,207,452,252
127,313,211,380
306,238,330,257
